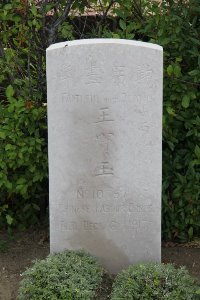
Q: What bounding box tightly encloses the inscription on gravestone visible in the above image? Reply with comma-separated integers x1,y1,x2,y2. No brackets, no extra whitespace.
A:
46,39,163,273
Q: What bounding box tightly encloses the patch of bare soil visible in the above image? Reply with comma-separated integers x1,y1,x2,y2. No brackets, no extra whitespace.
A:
162,243,200,281
0,229,49,300
0,230,200,300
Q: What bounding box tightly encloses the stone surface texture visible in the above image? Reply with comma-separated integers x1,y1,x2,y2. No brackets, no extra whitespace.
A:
46,39,163,273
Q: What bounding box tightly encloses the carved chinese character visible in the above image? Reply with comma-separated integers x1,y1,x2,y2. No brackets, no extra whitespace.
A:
136,64,154,87
96,132,114,155
85,56,103,85
112,65,126,85
94,161,114,176
95,107,114,123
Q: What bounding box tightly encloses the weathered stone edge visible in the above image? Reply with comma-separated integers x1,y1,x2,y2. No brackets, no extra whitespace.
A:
46,38,163,52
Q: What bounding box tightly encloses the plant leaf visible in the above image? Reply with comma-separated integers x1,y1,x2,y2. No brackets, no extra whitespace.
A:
6,214,13,225
6,85,14,99
182,95,190,108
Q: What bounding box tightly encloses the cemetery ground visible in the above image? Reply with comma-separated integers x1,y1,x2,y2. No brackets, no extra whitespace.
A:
0,227,200,300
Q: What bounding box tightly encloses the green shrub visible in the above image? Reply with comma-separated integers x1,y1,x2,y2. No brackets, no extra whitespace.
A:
17,250,104,300
0,97,48,229
141,0,200,242
0,0,199,240
111,263,199,300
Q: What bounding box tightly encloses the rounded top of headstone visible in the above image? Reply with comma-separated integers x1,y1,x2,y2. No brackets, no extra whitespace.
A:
46,39,163,52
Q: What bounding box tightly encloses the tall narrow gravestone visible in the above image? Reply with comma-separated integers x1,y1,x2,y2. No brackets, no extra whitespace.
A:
47,39,163,273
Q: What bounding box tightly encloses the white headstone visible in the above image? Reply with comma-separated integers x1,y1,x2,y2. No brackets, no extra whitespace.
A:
47,39,163,274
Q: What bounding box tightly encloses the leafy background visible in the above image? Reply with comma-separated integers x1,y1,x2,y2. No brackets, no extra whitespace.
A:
0,0,199,241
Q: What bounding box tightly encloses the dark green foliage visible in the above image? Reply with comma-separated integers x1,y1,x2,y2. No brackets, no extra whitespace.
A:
111,263,200,300
141,1,200,241
0,98,48,229
0,0,52,229
0,0,199,240
17,250,104,300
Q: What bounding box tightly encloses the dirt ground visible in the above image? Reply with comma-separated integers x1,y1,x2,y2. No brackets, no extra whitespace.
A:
0,229,200,300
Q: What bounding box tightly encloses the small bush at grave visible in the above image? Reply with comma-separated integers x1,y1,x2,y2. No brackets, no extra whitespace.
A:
111,263,199,300
17,250,104,300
